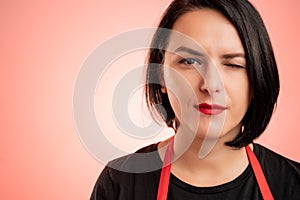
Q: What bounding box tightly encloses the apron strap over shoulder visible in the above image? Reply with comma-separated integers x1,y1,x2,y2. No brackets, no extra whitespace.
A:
157,139,274,200
246,145,274,200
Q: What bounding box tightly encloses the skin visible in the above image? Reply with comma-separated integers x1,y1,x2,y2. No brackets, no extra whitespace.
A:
158,9,252,187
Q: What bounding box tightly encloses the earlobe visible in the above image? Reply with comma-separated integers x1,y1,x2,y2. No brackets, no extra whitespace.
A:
161,86,167,94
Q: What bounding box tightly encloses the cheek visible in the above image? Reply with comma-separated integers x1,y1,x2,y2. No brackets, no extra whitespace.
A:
166,90,181,117
226,77,251,113
163,67,199,120
241,79,251,105
163,67,196,103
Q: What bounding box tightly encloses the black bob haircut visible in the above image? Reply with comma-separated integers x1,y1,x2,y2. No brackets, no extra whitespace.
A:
145,0,280,148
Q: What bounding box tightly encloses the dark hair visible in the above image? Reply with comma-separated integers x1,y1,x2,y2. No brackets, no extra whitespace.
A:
145,0,280,148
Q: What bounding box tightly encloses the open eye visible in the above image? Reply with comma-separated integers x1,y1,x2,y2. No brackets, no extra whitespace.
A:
179,58,202,65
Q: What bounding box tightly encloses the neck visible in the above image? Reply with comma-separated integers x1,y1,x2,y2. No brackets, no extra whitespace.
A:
169,125,249,187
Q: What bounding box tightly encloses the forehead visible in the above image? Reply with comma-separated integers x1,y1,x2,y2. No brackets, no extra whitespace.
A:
169,9,244,56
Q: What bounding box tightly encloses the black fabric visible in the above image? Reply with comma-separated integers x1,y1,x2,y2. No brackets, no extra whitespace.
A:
90,143,300,200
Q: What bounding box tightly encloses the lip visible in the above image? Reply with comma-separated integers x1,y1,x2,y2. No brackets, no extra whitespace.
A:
196,103,227,115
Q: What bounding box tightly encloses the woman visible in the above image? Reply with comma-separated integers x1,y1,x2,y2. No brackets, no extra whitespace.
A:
91,0,300,199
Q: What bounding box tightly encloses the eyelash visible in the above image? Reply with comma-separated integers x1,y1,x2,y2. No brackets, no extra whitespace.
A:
178,58,245,69
179,58,202,65
224,64,245,69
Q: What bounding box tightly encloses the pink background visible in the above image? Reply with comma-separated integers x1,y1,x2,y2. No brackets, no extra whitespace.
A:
1,0,299,199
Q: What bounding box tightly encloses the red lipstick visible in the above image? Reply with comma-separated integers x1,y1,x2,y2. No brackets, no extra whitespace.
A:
196,103,226,115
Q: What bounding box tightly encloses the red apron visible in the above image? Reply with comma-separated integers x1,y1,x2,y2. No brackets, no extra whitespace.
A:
156,138,274,200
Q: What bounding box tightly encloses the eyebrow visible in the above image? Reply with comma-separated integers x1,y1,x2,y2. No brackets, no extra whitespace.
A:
174,46,205,57
222,53,245,59
174,46,245,61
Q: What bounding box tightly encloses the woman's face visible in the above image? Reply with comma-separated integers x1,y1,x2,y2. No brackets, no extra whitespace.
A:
163,9,251,141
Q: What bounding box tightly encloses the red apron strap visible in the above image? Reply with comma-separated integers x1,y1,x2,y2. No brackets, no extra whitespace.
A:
157,140,274,200
246,145,274,200
157,138,174,200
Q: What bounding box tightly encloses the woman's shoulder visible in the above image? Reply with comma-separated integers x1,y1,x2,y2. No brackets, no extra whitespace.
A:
90,143,162,199
254,143,300,170
105,142,162,174
254,143,300,198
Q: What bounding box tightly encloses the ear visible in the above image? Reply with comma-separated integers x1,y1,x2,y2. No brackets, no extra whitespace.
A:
161,86,167,94
159,66,167,93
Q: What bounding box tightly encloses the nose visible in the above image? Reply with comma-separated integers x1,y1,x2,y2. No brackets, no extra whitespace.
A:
199,62,223,96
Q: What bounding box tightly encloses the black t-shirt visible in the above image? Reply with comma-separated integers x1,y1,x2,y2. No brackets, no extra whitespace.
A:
90,143,300,200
